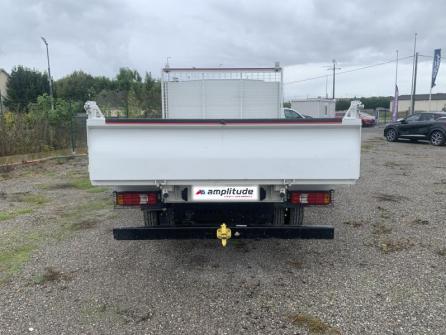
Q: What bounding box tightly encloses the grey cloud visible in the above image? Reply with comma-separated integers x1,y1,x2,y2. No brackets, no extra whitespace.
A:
1,0,445,80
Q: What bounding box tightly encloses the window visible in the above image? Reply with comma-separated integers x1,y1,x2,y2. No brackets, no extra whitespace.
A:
405,114,421,122
419,113,433,121
284,109,302,119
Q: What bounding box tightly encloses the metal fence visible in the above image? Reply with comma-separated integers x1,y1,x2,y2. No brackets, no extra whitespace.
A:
0,112,87,157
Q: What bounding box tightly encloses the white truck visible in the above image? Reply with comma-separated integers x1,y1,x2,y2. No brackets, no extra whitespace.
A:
85,66,362,246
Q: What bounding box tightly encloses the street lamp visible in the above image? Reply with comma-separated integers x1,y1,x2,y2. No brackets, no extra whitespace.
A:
41,36,54,111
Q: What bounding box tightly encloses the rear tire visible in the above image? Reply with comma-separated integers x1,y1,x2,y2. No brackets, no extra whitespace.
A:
273,207,285,225
143,210,159,226
385,128,398,142
289,205,304,225
430,131,445,146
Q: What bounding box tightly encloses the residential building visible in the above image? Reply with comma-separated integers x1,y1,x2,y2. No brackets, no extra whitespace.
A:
0,68,9,113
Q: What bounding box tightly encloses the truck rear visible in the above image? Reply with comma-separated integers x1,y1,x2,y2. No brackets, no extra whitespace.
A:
85,66,362,246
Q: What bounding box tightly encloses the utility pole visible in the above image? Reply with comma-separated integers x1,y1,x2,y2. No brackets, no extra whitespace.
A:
331,59,341,100
325,75,328,98
41,37,54,111
391,50,399,122
410,52,419,115
409,33,417,114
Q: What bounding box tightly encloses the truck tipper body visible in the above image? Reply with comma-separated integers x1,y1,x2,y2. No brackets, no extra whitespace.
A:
85,66,362,246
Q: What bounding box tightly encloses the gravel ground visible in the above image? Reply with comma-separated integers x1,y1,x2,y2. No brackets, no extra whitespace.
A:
0,127,445,335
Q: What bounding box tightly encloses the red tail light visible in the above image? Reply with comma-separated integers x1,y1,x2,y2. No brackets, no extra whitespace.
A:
115,192,158,206
290,191,332,205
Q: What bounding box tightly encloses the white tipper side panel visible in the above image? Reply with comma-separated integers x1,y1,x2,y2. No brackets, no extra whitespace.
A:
87,122,361,186
166,80,280,119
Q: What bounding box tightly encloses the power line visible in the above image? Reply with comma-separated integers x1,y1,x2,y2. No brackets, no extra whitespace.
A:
284,56,413,85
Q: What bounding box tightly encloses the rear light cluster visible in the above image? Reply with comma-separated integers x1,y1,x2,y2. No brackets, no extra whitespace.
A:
115,192,158,206
290,191,332,205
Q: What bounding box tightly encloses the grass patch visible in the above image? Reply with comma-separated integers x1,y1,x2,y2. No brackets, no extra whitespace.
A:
372,222,392,235
7,192,48,205
373,193,408,203
37,182,73,190
377,206,391,219
0,208,33,221
69,177,107,193
68,218,99,231
32,266,72,285
290,313,340,334
21,194,48,205
0,196,110,283
377,239,414,254
361,143,374,152
343,220,363,228
0,244,36,283
288,260,303,269
436,248,446,257
412,219,429,225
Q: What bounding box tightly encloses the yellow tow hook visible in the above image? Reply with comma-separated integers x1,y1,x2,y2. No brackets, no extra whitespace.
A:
216,223,231,247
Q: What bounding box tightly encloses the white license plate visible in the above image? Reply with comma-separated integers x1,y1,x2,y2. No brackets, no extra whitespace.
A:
191,186,259,202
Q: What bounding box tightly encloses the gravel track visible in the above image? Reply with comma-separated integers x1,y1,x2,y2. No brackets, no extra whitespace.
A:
0,127,445,335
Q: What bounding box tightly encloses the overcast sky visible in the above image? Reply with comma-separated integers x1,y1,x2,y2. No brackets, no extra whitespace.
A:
1,0,446,98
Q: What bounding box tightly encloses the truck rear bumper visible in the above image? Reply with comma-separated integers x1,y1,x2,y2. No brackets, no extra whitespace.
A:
113,225,334,240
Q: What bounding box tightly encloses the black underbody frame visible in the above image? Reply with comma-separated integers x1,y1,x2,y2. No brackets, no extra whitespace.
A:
113,202,334,240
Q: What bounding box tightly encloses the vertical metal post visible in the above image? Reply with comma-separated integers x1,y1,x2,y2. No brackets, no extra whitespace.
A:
325,75,328,99
161,69,165,118
409,33,417,114
279,67,283,117
69,100,75,154
411,52,419,114
429,87,432,112
202,72,206,118
239,72,244,118
332,60,336,99
41,37,54,111
392,50,399,121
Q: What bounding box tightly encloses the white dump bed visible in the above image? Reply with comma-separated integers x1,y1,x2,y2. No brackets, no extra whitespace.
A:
85,102,362,187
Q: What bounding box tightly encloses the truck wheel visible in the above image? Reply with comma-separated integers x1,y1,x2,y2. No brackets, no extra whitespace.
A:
143,210,159,226
289,205,304,225
385,128,398,142
273,207,285,225
430,131,445,146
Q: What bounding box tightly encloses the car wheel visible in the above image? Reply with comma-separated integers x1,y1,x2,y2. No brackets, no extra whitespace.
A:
385,128,398,142
430,131,445,146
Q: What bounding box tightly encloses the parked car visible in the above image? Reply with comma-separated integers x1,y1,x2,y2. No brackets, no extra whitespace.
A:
359,112,376,127
283,108,313,119
384,112,446,146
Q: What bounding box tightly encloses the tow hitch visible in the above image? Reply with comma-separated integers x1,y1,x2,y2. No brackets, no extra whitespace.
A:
216,223,231,247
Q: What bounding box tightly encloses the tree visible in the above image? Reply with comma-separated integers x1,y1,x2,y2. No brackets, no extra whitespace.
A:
336,96,391,111
336,99,351,111
5,66,49,112
141,72,161,116
116,68,143,116
55,71,96,102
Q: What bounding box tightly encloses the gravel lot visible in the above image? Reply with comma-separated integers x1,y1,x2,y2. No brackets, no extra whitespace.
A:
0,127,445,335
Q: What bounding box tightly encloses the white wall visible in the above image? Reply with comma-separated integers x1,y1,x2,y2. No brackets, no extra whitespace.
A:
391,99,446,113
